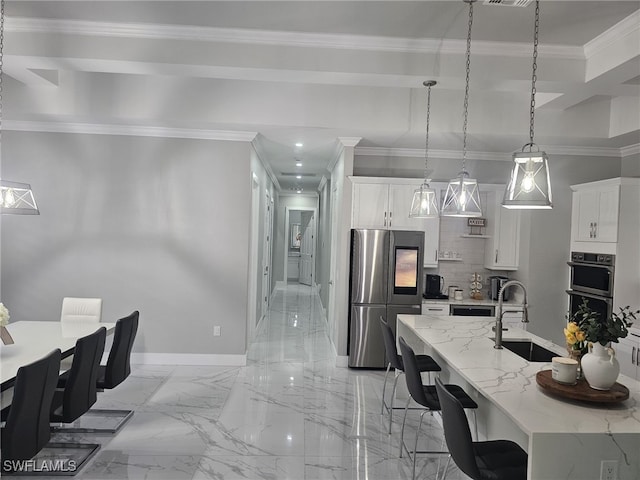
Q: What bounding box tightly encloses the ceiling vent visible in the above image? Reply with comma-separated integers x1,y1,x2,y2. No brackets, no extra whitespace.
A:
483,0,532,7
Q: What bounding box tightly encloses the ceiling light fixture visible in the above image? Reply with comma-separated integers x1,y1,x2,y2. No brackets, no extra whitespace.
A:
502,0,552,209
441,0,482,218
296,175,302,179
296,162,302,167
295,142,303,148
0,0,38,215
409,80,439,218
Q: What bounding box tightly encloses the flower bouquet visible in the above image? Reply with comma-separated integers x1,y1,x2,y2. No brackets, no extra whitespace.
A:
0,302,14,345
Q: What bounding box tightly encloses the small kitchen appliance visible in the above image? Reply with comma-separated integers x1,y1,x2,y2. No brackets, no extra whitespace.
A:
489,276,510,301
424,274,446,299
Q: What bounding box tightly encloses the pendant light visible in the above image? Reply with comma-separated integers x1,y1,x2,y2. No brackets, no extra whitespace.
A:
0,0,39,215
409,80,439,218
502,0,552,209
441,0,481,218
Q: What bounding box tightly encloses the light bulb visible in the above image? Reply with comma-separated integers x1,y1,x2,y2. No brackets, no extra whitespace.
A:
521,172,535,193
4,188,15,207
421,198,428,210
459,190,467,207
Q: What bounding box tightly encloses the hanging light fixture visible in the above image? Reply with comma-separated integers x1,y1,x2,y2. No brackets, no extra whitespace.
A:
502,0,552,209
409,80,439,218
442,0,481,218
0,0,39,215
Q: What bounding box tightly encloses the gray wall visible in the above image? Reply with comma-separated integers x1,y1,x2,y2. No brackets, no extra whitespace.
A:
1,131,253,356
622,155,640,177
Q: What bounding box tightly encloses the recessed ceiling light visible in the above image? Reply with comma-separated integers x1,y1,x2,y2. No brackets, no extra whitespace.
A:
296,162,302,167
295,142,303,148
296,189,303,194
296,175,302,179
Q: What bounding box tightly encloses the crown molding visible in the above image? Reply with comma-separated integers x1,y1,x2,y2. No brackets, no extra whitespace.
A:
5,120,258,142
355,144,626,160
6,17,583,60
584,10,640,60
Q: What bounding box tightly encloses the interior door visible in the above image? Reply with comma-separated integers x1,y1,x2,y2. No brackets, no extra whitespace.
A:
299,212,315,286
262,194,273,315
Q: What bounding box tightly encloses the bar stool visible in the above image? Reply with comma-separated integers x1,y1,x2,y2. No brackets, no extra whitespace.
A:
435,377,527,480
379,317,441,434
398,336,479,480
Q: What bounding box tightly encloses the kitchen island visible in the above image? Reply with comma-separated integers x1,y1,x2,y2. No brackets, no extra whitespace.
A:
397,314,640,480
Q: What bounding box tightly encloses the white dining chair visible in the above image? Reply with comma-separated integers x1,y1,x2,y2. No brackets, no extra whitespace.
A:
60,297,103,324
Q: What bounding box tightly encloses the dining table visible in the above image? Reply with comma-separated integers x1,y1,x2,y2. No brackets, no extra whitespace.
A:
1,321,116,391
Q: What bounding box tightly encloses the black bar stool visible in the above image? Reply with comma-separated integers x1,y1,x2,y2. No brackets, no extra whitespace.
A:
398,336,479,480
379,317,441,434
435,377,528,480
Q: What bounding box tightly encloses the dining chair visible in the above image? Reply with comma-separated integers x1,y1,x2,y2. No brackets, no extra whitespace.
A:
435,377,528,480
50,327,106,429
379,317,441,434
60,297,103,324
58,311,139,433
398,336,478,480
1,349,61,464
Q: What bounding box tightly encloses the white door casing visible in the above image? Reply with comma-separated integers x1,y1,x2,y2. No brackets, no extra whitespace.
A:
299,212,315,286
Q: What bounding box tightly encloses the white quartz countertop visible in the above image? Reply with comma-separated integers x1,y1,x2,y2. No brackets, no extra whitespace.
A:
398,314,640,436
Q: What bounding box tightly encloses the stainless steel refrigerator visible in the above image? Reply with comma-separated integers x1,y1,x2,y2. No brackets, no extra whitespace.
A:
348,229,424,368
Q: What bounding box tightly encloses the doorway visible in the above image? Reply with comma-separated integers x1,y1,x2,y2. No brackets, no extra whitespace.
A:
284,208,317,287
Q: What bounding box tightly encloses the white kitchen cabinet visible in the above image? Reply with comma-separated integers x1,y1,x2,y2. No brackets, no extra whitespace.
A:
617,331,640,381
351,177,441,268
422,302,449,316
572,184,619,245
483,189,520,270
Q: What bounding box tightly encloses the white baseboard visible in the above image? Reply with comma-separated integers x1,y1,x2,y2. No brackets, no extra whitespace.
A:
131,353,247,366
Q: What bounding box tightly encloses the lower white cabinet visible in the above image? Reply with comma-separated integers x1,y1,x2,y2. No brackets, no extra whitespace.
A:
617,331,640,381
422,302,449,316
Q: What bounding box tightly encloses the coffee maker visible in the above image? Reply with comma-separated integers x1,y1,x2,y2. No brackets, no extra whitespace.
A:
489,276,510,301
424,274,447,299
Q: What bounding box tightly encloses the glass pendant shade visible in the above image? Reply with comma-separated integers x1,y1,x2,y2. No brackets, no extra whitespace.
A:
441,171,482,217
409,182,439,218
0,180,40,215
502,151,552,209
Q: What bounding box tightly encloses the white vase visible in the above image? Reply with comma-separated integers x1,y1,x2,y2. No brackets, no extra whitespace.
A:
581,342,620,391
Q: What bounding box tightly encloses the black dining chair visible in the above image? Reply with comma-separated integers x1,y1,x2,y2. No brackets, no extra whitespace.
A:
379,317,441,434
435,377,528,480
398,336,479,480
1,349,61,466
50,327,106,430
59,311,139,433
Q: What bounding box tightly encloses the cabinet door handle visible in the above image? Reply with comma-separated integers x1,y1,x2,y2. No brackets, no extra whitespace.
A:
435,250,438,261
636,346,640,366
495,249,499,263
633,346,637,365
590,222,594,238
389,211,392,227
593,222,597,238
383,211,387,227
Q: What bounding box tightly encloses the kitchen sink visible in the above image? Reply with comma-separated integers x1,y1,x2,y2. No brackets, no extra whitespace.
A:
490,339,558,362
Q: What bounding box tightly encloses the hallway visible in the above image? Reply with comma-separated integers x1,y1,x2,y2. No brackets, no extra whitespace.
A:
55,284,460,479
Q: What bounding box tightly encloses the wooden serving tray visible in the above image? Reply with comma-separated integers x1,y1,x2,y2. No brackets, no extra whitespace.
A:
536,370,629,404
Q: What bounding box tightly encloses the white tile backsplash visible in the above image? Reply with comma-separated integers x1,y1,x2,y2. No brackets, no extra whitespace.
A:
426,215,512,299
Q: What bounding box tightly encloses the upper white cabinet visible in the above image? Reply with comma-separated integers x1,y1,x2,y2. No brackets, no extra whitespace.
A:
484,189,521,270
351,177,440,268
571,183,620,246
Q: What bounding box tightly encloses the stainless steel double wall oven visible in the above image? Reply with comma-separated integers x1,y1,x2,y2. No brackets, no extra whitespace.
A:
567,251,615,322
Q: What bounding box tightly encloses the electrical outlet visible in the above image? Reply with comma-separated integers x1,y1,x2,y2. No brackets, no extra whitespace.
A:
600,460,618,480
213,326,221,337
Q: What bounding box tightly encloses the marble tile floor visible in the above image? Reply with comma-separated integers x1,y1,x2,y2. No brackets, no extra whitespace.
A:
26,284,471,480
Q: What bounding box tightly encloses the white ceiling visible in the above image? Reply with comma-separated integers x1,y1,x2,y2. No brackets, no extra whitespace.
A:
3,1,639,192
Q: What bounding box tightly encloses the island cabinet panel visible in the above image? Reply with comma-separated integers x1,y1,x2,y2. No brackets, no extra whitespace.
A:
483,189,520,270
617,332,640,381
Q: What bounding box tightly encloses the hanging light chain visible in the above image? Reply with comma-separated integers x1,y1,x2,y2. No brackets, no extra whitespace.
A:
528,0,539,147
0,0,4,145
423,81,434,184
461,0,474,171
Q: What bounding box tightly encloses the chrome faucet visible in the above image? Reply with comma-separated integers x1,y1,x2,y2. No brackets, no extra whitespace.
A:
494,280,529,349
